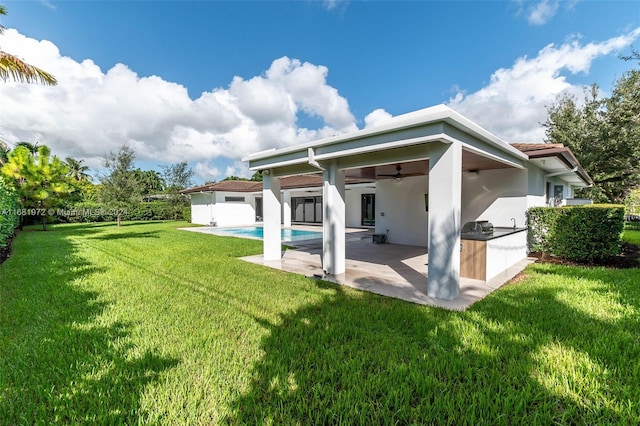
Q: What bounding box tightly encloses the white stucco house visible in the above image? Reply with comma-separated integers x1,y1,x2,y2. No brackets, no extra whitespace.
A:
234,104,592,301
182,105,591,302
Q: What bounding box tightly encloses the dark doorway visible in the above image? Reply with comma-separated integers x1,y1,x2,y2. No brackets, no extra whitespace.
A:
362,194,375,226
255,197,263,221
291,196,323,223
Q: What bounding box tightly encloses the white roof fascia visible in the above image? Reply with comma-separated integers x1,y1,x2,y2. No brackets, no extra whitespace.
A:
243,104,528,164
312,134,449,162
460,142,526,170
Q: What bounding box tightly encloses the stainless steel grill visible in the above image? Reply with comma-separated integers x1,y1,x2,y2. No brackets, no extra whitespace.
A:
461,220,494,236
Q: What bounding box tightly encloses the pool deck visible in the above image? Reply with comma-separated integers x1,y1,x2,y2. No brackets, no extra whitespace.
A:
181,224,535,310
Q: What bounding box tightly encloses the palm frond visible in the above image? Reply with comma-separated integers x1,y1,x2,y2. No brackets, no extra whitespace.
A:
0,51,58,86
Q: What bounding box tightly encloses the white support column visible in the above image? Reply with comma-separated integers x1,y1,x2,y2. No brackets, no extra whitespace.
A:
427,141,462,300
283,190,292,228
263,171,282,261
322,160,346,275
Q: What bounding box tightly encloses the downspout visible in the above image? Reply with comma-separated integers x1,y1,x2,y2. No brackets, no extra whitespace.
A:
308,147,326,171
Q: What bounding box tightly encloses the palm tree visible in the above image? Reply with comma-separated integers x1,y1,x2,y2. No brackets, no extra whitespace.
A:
0,6,57,85
0,140,8,166
15,141,39,155
64,157,91,181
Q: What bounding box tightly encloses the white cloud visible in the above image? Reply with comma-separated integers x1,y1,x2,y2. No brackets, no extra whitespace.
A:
193,162,220,182
364,109,393,128
224,161,252,179
0,30,357,178
526,0,560,25
447,27,640,143
515,0,581,26
322,0,349,12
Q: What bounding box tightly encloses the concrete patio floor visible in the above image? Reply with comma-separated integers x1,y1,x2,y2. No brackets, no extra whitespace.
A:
240,228,536,311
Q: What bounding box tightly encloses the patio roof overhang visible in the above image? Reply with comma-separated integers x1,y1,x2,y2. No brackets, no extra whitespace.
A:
243,104,528,176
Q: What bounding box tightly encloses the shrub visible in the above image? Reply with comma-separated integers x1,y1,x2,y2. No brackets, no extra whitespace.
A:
56,201,189,223
527,205,624,263
527,207,560,254
182,206,191,223
0,179,19,246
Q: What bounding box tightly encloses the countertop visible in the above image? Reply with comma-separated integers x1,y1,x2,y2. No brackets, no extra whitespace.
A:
460,227,527,241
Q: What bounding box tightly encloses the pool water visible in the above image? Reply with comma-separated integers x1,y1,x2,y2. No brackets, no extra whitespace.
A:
212,226,323,242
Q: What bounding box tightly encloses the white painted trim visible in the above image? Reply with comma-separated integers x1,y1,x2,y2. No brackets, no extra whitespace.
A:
243,104,527,163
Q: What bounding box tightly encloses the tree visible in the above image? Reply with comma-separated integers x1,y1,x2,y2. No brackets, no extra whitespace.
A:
0,140,8,166
544,62,640,202
160,161,193,192
221,175,248,181
132,169,164,195
0,6,57,85
99,145,142,226
0,145,72,230
250,171,263,182
64,157,91,182
160,161,193,219
15,141,39,155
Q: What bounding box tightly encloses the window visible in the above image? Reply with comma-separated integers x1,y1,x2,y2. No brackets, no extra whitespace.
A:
554,185,564,206
225,196,245,203
361,194,375,226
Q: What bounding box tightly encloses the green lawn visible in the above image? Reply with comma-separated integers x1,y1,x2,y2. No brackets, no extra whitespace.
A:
623,229,640,246
1,222,639,424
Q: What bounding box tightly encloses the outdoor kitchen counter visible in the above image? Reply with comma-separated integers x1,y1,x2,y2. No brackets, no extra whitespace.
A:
460,227,528,241
460,227,528,281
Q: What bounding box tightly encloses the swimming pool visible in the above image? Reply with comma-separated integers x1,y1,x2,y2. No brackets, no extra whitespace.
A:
210,226,323,242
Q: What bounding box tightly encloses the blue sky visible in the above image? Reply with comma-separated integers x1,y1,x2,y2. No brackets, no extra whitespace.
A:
0,1,639,183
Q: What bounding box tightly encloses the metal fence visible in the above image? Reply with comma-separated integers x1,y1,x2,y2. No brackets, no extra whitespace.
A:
625,214,640,230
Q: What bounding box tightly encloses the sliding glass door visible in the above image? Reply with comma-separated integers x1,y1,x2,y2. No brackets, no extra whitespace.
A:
361,194,375,226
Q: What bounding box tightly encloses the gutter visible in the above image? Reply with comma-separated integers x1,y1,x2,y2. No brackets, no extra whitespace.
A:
546,167,578,178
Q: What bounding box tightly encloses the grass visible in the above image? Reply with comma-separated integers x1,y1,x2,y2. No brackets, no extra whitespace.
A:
623,229,640,246
1,221,639,424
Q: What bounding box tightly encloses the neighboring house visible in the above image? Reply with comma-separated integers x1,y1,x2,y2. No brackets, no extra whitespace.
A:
181,176,375,227
181,180,262,227
241,104,593,301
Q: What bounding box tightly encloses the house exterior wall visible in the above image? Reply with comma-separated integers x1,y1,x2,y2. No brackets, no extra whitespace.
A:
190,192,215,225
375,175,429,246
526,163,583,209
461,168,528,229
189,191,257,227
215,191,257,227
373,169,530,248
526,164,547,209
345,186,375,228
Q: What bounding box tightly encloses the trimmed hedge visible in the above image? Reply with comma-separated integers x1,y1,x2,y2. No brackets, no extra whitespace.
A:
0,179,19,246
56,201,189,223
527,205,625,263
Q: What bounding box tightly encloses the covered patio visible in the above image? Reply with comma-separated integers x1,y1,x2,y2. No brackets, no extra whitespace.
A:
241,229,535,310
243,105,531,302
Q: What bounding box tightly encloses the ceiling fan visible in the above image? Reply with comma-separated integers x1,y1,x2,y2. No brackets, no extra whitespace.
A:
377,164,423,180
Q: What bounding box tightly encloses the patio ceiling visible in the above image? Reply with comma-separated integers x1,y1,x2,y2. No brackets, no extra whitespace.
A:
344,149,514,180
